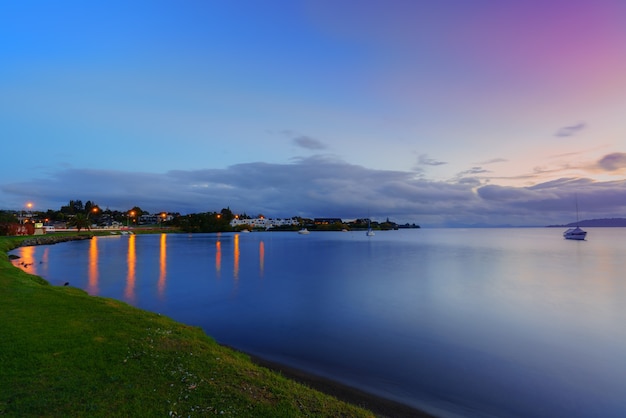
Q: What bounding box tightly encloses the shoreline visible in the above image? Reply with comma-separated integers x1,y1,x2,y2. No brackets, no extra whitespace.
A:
10,233,436,417
247,353,435,418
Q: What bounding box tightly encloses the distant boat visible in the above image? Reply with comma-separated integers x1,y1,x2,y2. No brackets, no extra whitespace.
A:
564,196,587,240
298,228,310,235
366,219,375,237
563,226,587,240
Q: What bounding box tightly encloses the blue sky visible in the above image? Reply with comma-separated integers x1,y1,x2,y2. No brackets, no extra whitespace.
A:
2,0,626,226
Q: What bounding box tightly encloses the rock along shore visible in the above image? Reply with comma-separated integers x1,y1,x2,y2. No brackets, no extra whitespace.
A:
20,234,93,247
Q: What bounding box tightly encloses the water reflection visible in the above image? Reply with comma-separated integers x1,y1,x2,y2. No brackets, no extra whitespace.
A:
19,246,37,275
87,237,99,294
41,247,49,276
124,234,136,302
158,233,167,297
10,229,626,418
233,233,240,280
215,240,222,277
259,240,265,277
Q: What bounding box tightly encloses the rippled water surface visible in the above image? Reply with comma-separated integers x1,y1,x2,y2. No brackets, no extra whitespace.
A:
10,228,626,417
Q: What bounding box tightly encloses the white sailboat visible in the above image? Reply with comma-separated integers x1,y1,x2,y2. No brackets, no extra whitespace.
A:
366,218,375,237
564,197,587,240
563,226,586,240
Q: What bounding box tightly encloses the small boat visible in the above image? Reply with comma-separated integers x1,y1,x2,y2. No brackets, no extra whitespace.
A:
564,196,587,240
563,226,587,240
298,228,310,235
366,219,375,237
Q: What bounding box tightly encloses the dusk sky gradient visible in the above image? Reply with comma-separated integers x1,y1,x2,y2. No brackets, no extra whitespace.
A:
2,0,626,226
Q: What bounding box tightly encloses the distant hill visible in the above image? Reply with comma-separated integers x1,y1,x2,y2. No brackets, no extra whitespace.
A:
547,218,626,228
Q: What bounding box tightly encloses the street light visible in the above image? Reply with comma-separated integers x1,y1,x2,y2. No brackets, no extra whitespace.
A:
127,210,135,227
22,202,33,224
89,207,99,228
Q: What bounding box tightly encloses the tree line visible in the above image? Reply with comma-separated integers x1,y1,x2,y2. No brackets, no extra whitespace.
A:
0,200,237,234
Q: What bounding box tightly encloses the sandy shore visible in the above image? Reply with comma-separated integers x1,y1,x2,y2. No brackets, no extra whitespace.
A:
248,354,435,418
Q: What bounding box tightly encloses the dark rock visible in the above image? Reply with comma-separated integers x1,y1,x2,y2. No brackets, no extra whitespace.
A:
20,235,93,247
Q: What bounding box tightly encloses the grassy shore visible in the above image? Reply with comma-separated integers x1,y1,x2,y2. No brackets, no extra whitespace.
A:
0,235,376,417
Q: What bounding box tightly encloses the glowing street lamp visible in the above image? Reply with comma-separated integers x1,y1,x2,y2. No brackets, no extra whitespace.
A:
88,207,99,228
159,212,167,228
127,210,135,227
22,202,33,224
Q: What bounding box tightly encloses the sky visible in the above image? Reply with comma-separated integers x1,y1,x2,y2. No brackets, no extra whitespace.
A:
1,0,626,227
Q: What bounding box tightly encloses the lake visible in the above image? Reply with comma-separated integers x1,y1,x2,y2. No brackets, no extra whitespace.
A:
10,228,626,417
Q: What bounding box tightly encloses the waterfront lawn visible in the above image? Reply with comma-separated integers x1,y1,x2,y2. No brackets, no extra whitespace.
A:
0,236,373,417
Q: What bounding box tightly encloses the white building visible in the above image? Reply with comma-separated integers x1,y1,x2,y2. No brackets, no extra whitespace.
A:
230,217,299,229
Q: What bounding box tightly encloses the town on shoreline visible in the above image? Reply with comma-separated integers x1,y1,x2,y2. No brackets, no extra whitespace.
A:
1,199,420,235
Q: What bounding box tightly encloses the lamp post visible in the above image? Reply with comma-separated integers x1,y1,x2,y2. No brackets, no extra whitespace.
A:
22,202,33,224
90,207,99,228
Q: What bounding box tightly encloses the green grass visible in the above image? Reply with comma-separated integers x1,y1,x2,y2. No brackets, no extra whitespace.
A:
0,236,374,417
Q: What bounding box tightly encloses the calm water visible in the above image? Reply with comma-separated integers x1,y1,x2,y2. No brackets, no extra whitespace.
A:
10,228,626,417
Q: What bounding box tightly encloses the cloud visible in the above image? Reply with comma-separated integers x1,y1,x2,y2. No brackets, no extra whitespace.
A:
555,122,586,137
293,135,327,150
416,154,447,166
456,166,490,177
478,158,507,165
2,156,626,227
596,153,626,172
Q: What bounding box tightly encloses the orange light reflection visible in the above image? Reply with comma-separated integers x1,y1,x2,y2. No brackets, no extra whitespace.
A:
215,240,222,277
259,240,265,277
158,233,167,297
87,237,99,294
233,234,240,279
124,234,136,301
41,247,49,267
18,246,37,275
